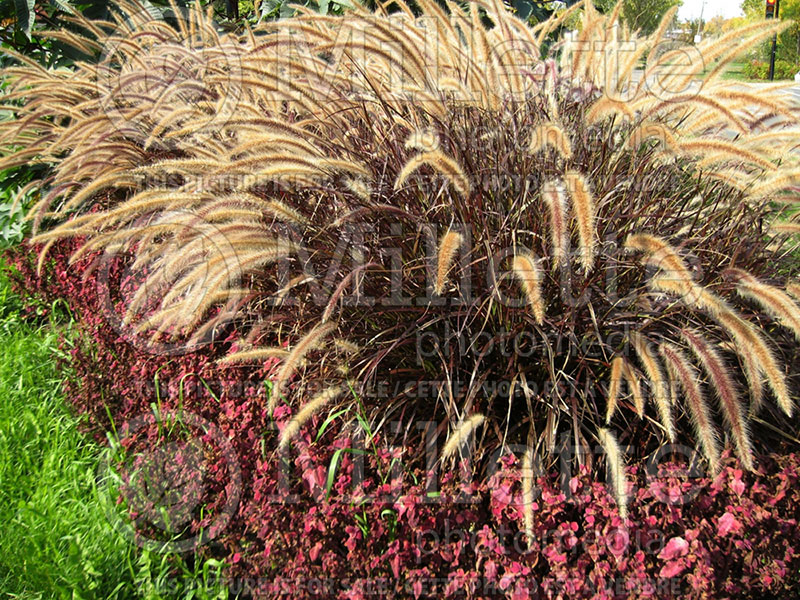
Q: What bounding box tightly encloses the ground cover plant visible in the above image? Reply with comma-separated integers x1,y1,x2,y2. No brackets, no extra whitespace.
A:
3,0,800,597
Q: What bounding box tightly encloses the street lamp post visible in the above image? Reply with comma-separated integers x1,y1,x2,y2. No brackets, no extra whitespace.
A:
694,0,706,44
766,0,781,81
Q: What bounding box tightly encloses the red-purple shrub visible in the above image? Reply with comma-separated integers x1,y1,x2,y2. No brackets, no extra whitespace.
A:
223,448,800,600
5,241,800,599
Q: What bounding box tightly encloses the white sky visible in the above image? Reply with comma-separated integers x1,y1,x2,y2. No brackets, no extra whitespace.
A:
678,0,744,21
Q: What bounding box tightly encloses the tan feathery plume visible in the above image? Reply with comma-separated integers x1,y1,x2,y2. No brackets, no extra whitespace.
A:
682,329,754,470
263,199,309,225
394,150,470,197
621,359,645,417
704,169,749,191
625,233,679,257
626,122,676,152
144,235,294,310
677,140,775,172
715,88,795,120
333,338,360,354
216,161,329,182
683,109,735,136
176,242,295,307
442,414,485,459
738,341,765,414
689,21,788,82
345,178,372,202
272,321,337,408
543,61,560,119
202,208,264,224
606,356,624,423
659,342,722,475
405,128,439,151
626,233,695,294
787,282,800,301
748,168,800,199
689,286,791,417
565,170,596,271
278,385,343,449
727,268,800,342
630,332,675,442
699,323,764,413
511,250,545,324
80,189,210,226
771,222,800,235
273,274,314,305
321,262,379,323
529,121,573,159
436,76,471,95
521,445,536,546
597,428,628,520
248,156,369,179
645,94,749,134
434,229,463,295
134,158,224,176
649,275,781,415
567,1,601,77
225,133,321,160
741,127,800,151
541,180,569,267
219,347,290,364
534,0,583,47
60,171,138,212
585,96,635,124
617,5,678,89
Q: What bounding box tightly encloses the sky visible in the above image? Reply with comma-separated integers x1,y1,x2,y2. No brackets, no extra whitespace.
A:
678,0,744,21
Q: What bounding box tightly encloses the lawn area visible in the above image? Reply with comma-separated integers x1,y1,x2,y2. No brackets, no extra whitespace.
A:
720,60,751,81
0,265,227,599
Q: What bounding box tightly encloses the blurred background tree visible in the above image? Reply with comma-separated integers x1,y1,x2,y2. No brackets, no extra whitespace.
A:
2,0,689,54
592,0,681,34
618,0,681,34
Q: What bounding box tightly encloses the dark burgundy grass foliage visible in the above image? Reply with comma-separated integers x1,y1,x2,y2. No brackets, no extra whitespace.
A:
3,0,800,596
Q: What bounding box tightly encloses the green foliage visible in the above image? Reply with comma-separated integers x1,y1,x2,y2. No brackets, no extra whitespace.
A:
0,0,75,44
621,0,681,34
0,168,38,247
742,0,800,64
13,0,36,37
511,0,581,23
593,0,681,34
0,193,27,246
742,0,800,21
743,57,799,79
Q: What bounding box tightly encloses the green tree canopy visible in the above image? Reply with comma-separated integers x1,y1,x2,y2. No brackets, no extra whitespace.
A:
594,0,681,35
